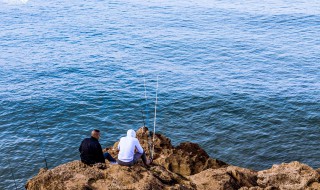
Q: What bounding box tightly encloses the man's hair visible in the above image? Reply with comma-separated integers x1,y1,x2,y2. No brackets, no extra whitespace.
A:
93,129,100,133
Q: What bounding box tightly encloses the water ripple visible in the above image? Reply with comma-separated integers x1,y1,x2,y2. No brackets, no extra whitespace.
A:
1,0,319,189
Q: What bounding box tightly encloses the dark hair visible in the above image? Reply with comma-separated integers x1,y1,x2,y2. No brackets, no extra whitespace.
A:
93,129,100,133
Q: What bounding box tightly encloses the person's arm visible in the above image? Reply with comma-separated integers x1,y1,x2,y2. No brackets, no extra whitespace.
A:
97,143,105,163
135,139,144,154
92,141,105,164
118,137,123,150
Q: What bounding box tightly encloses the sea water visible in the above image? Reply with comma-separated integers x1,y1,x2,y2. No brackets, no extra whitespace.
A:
0,0,319,189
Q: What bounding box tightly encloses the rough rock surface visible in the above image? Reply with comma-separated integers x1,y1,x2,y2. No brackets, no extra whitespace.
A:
257,161,320,190
108,127,228,176
26,127,320,190
25,160,196,190
190,166,258,190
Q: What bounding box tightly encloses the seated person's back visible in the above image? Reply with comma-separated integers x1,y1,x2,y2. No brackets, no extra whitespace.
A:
79,129,116,165
117,129,151,166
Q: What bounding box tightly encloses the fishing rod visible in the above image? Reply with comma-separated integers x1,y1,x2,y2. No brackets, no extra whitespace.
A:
141,74,157,159
143,74,149,128
151,76,159,159
141,74,149,127
141,110,145,127
105,91,115,148
140,74,154,159
31,101,48,170
140,76,146,127
8,155,18,190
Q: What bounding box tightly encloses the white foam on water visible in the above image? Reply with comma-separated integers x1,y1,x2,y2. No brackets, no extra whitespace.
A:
2,0,29,5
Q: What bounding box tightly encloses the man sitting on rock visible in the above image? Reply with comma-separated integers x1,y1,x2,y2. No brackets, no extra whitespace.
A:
79,129,116,165
117,129,152,167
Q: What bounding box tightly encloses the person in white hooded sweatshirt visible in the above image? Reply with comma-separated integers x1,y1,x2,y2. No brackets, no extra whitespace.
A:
117,129,151,166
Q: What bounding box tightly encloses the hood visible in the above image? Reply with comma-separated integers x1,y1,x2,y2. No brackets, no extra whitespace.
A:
127,129,136,138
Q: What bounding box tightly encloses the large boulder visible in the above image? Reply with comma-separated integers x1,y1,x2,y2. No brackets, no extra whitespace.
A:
257,161,320,190
25,161,195,190
158,142,228,176
190,166,258,190
25,161,105,190
108,127,227,176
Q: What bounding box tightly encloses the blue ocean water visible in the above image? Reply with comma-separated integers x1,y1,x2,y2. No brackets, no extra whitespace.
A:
0,0,319,189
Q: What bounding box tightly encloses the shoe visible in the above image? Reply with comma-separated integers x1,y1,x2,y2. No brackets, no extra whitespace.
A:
146,158,153,166
110,161,118,165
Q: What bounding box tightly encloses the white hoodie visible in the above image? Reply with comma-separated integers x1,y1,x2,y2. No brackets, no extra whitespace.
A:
117,129,144,162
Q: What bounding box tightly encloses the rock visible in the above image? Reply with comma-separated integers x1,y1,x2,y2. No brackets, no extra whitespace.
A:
135,126,174,160
257,161,320,190
26,161,195,190
108,127,227,176
158,142,228,176
25,127,215,190
25,161,105,190
190,166,258,190
25,127,319,190
239,187,278,190
307,182,320,190
190,167,239,190
227,166,258,187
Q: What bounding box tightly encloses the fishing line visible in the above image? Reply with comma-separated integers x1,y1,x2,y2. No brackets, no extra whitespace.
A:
139,73,149,128
151,76,159,159
141,74,154,158
8,154,18,190
141,109,145,127
143,74,149,128
30,100,48,170
102,71,119,147
104,87,119,148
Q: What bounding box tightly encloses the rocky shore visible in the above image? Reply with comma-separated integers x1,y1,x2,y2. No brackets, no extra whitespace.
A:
26,127,320,190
